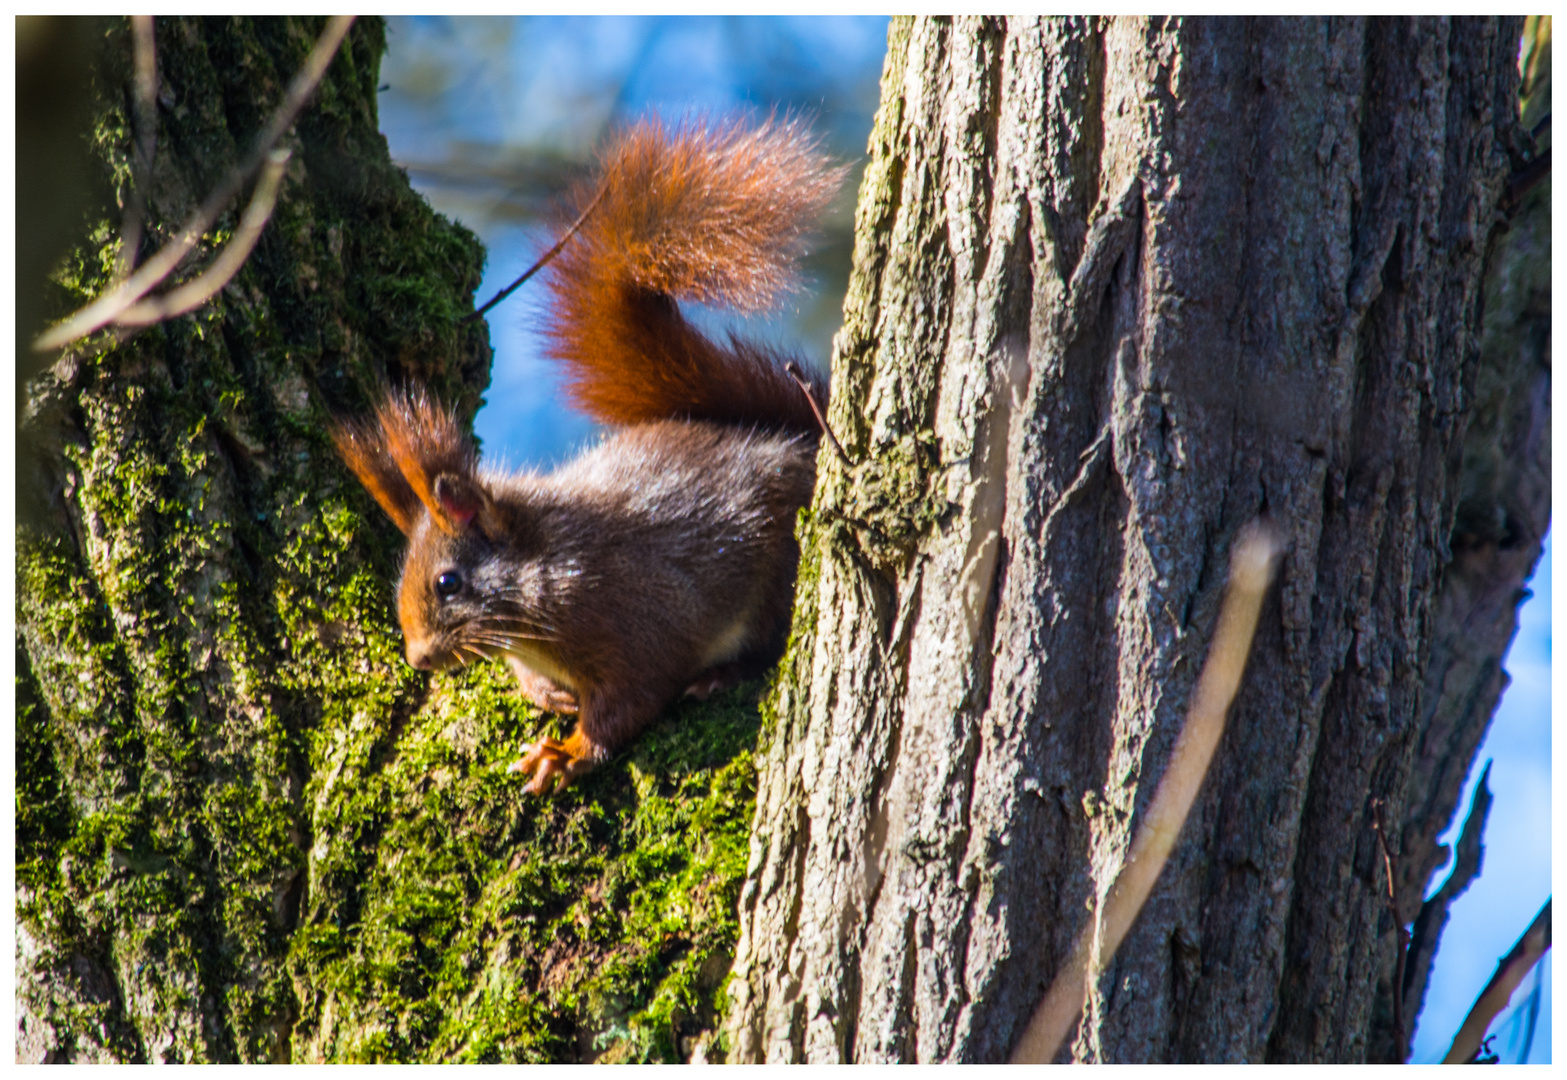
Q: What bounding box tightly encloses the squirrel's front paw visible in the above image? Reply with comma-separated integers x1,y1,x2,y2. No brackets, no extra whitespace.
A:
508,732,599,795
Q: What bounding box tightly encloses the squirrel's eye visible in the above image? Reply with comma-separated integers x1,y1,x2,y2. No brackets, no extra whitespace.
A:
435,570,463,600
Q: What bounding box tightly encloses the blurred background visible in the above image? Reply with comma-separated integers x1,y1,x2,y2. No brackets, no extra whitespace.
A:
374,16,1549,1065
377,15,885,470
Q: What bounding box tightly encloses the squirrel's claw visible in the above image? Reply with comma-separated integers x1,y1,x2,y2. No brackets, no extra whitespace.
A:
508,734,596,796
508,738,563,794
523,756,568,796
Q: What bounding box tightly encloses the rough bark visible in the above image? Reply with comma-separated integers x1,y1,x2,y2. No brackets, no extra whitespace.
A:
725,15,1537,1063
1396,17,1551,1059
17,16,760,1063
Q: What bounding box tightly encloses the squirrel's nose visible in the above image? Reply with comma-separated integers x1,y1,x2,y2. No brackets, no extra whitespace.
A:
406,642,434,670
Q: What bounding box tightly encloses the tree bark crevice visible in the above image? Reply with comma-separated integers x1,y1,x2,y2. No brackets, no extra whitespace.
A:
728,15,1536,1064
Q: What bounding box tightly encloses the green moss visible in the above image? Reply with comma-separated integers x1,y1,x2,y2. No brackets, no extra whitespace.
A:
16,637,74,905
288,653,762,1063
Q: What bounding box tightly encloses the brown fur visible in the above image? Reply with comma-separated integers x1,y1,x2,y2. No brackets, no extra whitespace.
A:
378,415,816,794
332,118,842,794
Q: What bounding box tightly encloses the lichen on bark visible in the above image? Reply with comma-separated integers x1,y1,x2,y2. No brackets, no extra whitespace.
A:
17,15,762,1063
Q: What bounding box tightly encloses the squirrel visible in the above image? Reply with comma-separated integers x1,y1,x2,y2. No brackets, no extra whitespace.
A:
332,117,844,794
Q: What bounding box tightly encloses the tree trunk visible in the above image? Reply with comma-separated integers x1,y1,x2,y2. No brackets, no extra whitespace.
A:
17,17,768,1063
725,15,1539,1063
1395,16,1551,1054
16,16,491,1062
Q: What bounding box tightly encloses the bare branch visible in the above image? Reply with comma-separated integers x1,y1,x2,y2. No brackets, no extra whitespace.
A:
34,14,355,352
114,149,290,326
1402,763,1493,1042
1443,899,1552,1063
1011,519,1283,1063
466,181,607,322
115,14,158,282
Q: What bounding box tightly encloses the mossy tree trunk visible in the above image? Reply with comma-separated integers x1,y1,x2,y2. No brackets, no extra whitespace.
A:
18,17,773,1064
16,15,490,1062
725,15,1543,1063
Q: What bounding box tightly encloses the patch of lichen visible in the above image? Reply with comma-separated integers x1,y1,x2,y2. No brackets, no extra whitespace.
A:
754,508,827,758
289,655,762,1063
808,427,946,579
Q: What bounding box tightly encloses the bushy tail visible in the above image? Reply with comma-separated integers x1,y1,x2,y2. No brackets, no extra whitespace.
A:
546,117,843,431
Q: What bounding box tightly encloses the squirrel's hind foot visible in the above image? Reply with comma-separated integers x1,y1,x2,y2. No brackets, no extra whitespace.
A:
682,662,754,701
683,652,780,701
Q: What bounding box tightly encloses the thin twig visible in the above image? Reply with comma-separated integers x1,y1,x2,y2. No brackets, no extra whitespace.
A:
1371,797,1409,1059
114,149,291,326
34,14,355,352
465,183,608,322
1443,899,1552,1063
115,15,159,282
783,361,848,465
1010,520,1283,1063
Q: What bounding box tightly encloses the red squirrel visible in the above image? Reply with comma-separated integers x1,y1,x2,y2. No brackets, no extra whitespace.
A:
332,118,843,794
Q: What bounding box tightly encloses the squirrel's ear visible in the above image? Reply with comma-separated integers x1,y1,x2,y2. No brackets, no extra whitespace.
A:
376,389,484,534
431,472,492,535
332,419,425,535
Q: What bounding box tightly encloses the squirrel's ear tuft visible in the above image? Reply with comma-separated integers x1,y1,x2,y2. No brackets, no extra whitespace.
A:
376,388,483,531
332,418,425,535
431,472,491,535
